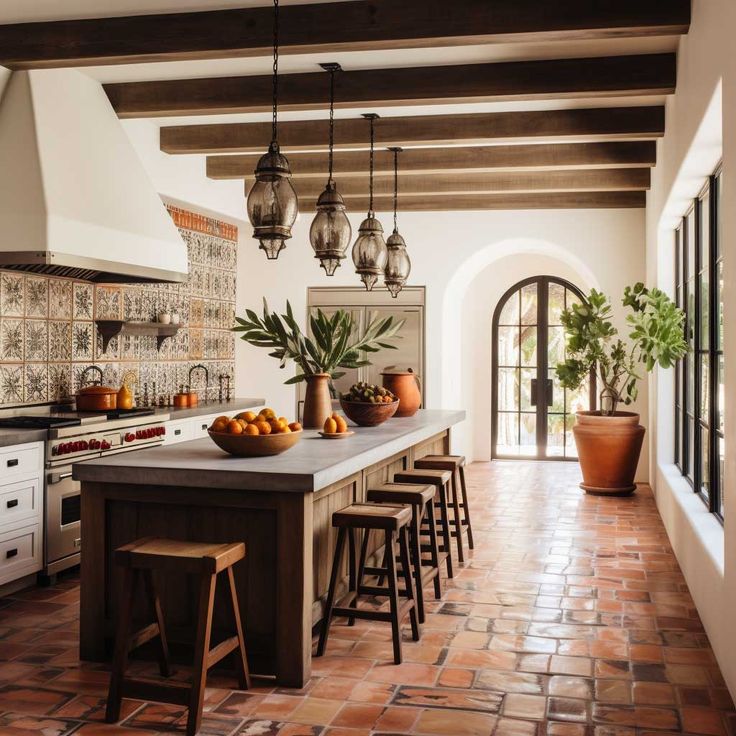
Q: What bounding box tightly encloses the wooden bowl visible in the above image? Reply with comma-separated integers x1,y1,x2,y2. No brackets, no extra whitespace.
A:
339,399,399,427
208,429,302,457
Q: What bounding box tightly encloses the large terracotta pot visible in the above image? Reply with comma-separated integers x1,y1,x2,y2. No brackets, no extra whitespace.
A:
573,411,645,496
381,369,421,417
302,373,332,429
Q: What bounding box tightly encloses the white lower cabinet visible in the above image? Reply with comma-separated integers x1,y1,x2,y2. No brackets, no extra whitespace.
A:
0,441,44,586
164,407,260,445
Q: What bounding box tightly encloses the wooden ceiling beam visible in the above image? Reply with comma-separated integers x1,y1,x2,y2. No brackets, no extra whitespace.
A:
266,168,650,199
0,0,690,70
107,54,676,118
208,142,657,179
162,107,665,155
298,191,646,211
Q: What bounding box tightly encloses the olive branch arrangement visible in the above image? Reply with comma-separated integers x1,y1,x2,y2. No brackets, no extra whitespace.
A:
233,300,403,385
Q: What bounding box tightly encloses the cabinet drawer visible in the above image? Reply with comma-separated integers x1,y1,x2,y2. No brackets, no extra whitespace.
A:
0,477,41,531
164,420,194,445
0,524,42,585
0,443,43,482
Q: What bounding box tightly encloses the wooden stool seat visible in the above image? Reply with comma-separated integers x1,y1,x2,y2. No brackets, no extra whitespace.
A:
367,483,442,623
366,482,435,507
333,503,412,530
415,454,474,551
106,537,250,736
317,503,419,664
414,455,466,471
116,538,245,574
394,469,452,486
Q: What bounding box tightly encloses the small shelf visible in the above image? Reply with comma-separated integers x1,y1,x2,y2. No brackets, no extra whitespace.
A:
95,320,182,353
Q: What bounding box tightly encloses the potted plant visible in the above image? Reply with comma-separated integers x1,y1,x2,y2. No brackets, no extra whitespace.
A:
555,283,687,495
234,300,403,428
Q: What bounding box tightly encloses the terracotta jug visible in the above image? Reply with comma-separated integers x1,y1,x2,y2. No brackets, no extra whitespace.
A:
381,369,421,417
303,373,332,429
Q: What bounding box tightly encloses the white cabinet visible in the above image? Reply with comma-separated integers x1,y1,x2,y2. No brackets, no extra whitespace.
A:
164,406,262,445
0,441,44,586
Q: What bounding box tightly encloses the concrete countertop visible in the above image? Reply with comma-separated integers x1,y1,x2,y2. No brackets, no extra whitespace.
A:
0,428,48,449
152,398,265,420
75,409,465,493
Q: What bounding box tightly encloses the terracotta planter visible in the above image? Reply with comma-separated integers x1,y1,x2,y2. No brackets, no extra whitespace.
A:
302,373,332,429
381,369,421,417
573,411,645,496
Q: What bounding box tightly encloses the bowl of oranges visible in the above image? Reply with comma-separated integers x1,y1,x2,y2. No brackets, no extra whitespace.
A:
208,408,303,457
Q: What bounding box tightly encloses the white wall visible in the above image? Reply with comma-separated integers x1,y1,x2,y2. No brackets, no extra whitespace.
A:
646,0,736,698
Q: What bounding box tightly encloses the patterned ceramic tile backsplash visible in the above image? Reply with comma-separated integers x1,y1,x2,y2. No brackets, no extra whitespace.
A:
0,205,237,406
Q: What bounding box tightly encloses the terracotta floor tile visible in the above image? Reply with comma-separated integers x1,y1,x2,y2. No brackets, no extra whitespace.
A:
1,463,735,736
413,706,498,735
503,693,547,720
681,706,727,735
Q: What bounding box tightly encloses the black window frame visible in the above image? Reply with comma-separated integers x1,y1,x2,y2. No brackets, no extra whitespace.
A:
674,165,724,522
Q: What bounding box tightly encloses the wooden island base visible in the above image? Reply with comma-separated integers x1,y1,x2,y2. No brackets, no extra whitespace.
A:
78,411,463,687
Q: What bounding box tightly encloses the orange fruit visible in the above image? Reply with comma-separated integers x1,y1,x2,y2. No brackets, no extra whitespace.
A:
281,426,292,433
215,415,230,425
324,417,337,434
255,420,272,435
227,419,243,435
289,422,302,432
334,415,348,434
279,416,288,425
244,423,259,436
262,408,276,420
238,411,258,423
211,418,228,432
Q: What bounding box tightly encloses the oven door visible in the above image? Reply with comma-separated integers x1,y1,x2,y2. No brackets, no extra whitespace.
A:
45,465,82,569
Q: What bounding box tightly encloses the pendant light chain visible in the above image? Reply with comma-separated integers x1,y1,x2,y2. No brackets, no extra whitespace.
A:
392,148,399,232
271,0,279,143
328,66,336,186
369,115,375,214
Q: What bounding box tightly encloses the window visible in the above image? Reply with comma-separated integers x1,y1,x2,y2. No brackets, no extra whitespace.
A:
674,166,724,519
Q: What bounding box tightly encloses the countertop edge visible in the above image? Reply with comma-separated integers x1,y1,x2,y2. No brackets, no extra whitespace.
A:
75,410,466,493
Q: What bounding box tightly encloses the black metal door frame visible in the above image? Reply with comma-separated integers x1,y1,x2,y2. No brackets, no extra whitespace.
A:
491,275,595,461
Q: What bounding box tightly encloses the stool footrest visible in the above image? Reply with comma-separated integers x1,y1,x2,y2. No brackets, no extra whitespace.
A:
121,677,190,707
332,606,393,622
128,622,161,652
207,635,240,668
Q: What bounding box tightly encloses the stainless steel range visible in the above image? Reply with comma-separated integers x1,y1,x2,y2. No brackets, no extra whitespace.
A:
0,409,169,580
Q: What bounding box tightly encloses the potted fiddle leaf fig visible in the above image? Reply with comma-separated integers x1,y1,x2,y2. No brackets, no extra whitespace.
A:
555,283,687,495
234,300,403,428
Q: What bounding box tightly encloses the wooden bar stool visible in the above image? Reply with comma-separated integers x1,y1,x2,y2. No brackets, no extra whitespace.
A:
393,468,456,576
415,455,474,550
317,503,419,664
366,483,442,623
106,538,250,736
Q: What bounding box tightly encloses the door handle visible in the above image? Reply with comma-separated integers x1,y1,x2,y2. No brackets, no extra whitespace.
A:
530,378,538,407
531,378,554,407
49,472,73,484
546,378,553,407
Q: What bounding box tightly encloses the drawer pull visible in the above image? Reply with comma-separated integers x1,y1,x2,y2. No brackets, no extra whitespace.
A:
201,423,207,430
6,499,18,509
6,548,17,559
174,429,182,436
6,459,18,468
73,538,82,549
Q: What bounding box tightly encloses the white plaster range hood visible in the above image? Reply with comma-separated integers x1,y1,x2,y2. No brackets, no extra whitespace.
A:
0,69,188,283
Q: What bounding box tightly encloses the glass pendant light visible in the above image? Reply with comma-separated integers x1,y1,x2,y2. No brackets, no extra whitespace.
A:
309,63,352,276
246,0,298,260
384,147,411,298
352,113,387,291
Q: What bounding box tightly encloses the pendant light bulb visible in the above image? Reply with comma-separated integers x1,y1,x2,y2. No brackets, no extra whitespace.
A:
384,147,411,297
246,0,299,260
310,62,352,276
352,113,387,291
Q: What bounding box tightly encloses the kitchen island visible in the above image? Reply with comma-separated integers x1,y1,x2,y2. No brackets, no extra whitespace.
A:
75,409,464,686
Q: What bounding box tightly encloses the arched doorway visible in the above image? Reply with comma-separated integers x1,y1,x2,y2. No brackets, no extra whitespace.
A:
492,276,595,460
